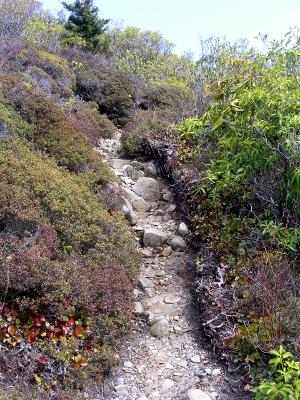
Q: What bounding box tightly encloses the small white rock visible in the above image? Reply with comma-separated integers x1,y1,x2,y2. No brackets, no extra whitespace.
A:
212,368,221,376
163,379,175,389
190,355,201,363
124,361,133,368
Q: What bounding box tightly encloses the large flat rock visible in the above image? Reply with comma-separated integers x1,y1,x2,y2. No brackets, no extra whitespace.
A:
132,178,160,201
148,301,177,315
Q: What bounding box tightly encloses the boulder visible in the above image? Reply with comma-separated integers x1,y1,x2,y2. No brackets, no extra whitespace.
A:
123,188,151,212
123,165,144,181
178,222,189,237
137,276,154,290
143,229,168,248
183,389,212,400
143,161,157,177
170,236,186,251
149,318,169,337
110,158,132,170
121,197,138,226
132,178,160,201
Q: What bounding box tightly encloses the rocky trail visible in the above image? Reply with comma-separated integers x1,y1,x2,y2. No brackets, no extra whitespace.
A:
95,134,231,400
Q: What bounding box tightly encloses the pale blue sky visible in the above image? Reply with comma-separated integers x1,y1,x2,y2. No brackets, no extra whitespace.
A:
43,0,300,57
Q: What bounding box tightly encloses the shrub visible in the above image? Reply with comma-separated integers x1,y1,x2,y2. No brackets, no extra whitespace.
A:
141,83,190,118
252,346,300,399
35,50,76,90
66,100,116,144
75,64,135,126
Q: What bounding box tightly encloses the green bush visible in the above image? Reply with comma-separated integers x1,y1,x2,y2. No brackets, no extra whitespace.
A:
66,100,116,144
253,346,300,399
75,64,135,126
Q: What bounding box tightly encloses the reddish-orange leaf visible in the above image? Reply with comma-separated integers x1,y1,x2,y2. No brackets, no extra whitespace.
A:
38,356,48,366
81,357,88,367
62,325,69,336
67,317,74,326
73,324,83,337
27,326,40,344
34,315,46,327
85,325,91,334
3,304,10,316
46,331,53,339
0,327,6,340
98,369,104,380
15,334,23,343
8,325,17,337
94,345,101,353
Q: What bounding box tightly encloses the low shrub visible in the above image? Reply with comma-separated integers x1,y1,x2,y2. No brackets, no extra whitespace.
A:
75,64,135,126
66,100,116,144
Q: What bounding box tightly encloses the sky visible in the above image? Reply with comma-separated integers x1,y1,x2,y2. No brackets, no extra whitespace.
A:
42,0,300,57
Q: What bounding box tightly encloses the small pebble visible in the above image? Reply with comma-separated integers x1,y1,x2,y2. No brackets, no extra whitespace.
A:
190,355,201,363
124,361,133,368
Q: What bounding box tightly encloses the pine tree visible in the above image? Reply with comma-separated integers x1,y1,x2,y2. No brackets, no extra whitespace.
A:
62,0,109,51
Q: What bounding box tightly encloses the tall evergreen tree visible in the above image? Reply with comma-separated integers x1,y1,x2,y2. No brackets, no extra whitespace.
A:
61,0,109,51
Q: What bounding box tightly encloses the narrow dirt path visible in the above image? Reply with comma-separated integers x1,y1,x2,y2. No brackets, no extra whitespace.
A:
95,134,227,400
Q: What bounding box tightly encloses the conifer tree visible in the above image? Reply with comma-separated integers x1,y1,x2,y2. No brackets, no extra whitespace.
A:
62,0,109,51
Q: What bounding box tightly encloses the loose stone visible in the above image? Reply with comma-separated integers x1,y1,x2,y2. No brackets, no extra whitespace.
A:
161,246,172,257
170,236,186,251
212,368,221,376
178,222,189,237
184,389,212,400
190,355,201,363
149,319,169,337
140,248,153,257
134,302,144,314
124,361,133,368
143,228,168,248
137,276,154,290
163,379,175,389
136,365,145,374
159,280,169,286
